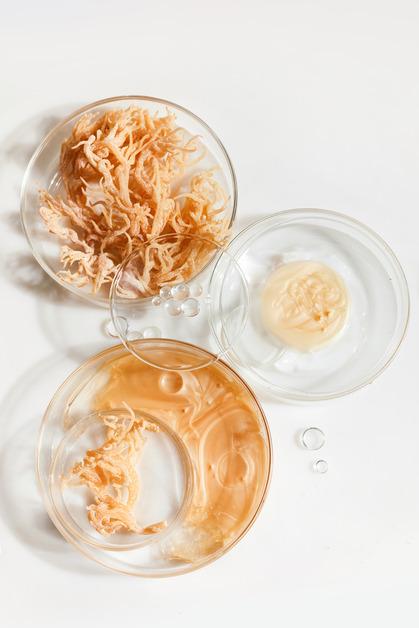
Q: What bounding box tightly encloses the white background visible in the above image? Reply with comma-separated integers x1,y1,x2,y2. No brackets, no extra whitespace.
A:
1,1,418,626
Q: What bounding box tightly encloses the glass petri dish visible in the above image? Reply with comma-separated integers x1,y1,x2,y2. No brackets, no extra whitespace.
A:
210,209,410,402
110,233,248,370
20,95,237,306
37,340,272,577
49,409,193,552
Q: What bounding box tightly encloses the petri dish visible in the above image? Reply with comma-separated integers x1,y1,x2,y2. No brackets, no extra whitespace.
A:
37,340,272,577
20,95,237,306
210,209,410,402
49,409,193,552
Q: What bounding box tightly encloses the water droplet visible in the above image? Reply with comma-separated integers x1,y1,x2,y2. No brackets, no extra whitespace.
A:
181,298,200,317
164,301,182,316
104,320,118,338
204,295,212,304
152,296,162,307
159,286,172,300
300,427,325,451
189,283,203,297
141,326,162,339
104,317,128,338
313,459,328,474
171,283,190,301
159,372,183,394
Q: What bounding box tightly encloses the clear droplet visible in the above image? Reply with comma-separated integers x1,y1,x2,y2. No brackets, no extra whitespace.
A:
313,459,328,474
104,317,128,338
164,301,182,317
300,427,325,451
181,298,200,317
204,295,212,304
141,326,162,339
159,286,172,300
171,283,190,301
104,319,118,338
189,283,203,297
152,296,162,307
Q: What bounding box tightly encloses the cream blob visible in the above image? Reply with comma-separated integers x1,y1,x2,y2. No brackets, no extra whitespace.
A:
261,260,349,351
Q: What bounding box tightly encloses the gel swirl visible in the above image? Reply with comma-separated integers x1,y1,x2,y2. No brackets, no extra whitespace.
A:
261,260,349,351
92,348,270,563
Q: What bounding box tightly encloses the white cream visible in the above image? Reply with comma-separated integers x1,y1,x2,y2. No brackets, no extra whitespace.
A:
261,261,349,351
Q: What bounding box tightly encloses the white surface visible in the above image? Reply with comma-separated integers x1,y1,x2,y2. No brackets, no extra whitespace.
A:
0,1,418,626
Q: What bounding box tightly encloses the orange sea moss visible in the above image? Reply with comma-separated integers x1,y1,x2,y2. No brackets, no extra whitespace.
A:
67,406,166,536
40,107,230,294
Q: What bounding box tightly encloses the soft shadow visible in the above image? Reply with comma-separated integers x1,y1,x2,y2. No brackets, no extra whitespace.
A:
0,102,81,299
1,252,63,302
35,285,112,362
3,113,70,168
0,249,102,316
0,103,113,358
2,210,22,234
0,352,104,576
0,103,79,171
0,104,80,210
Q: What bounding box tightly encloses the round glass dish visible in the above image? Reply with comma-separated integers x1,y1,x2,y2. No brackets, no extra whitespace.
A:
21,95,237,306
37,340,272,577
210,209,410,402
50,409,194,552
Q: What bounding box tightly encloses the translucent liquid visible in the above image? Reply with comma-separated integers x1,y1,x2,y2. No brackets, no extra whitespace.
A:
92,346,270,562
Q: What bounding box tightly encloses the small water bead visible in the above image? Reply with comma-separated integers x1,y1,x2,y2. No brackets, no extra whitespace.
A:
181,298,200,317
313,459,328,474
159,286,172,300
104,317,128,338
171,283,190,301
300,427,326,451
104,319,118,338
141,326,162,339
152,296,162,307
164,300,182,317
189,283,203,298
